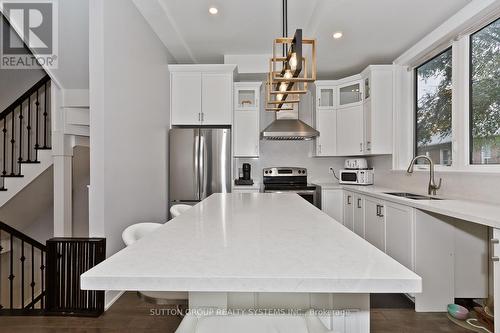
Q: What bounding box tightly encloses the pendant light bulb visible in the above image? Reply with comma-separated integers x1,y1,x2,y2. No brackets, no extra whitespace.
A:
289,52,298,71
279,82,287,92
276,93,284,101
283,69,292,79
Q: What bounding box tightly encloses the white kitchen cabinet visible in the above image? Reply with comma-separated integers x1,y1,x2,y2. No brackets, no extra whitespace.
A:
317,87,336,109
361,65,393,155
321,188,343,223
233,82,261,157
315,82,337,156
364,196,385,251
171,72,202,125
169,65,236,126
316,109,337,156
202,73,233,125
385,201,414,270
343,191,354,230
336,105,364,156
353,194,365,237
337,80,363,109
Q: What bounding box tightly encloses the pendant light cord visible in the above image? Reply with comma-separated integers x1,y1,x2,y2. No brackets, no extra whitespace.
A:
282,0,288,57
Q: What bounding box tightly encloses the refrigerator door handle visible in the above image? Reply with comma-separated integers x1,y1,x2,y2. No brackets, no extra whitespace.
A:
194,134,200,201
199,134,206,199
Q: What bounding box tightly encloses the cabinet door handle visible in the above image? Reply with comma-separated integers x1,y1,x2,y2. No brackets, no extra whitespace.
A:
357,198,362,209
492,256,500,262
379,205,384,217
360,143,363,152
347,195,352,205
376,205,380,216
318,144,322,154
201,113,204,122
198,113,201,122
491,239,499,244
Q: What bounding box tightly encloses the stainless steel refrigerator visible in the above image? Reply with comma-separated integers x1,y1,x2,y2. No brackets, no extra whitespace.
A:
169,128,231,208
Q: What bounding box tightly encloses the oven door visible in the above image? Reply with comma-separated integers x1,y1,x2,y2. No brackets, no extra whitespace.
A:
264,189,320,208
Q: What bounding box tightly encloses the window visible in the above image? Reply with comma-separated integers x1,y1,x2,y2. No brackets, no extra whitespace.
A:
415,48,453,166
470,19,500,165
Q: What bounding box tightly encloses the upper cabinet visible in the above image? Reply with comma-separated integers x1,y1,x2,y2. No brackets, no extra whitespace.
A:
314,65,393,157
233,82,261,158
337,80,363,108
169,65,236,126
361,65,393,155
315,82,337,156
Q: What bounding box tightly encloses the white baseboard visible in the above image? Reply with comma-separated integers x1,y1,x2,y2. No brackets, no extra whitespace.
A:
105,290,125,311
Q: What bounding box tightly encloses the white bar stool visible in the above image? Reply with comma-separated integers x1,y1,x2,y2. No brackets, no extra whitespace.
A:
122,222,188,306
170,204,193,218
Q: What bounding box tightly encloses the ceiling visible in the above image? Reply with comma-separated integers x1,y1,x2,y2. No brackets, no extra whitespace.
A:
136,0,471,79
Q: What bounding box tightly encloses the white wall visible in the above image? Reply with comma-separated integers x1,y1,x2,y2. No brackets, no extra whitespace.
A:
89,0,171,258
370,155,500,204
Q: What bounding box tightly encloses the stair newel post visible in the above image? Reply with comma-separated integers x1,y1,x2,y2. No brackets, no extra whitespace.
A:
10,110,15,176
9,234,13,309
0,229,2,310
21,240,25,308
31,245,35,306
35,89,40,161
43,83,48,149
40,249,45,309
27,95,32,162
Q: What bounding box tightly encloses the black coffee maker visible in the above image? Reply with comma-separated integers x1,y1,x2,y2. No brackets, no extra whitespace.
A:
235,163,254,185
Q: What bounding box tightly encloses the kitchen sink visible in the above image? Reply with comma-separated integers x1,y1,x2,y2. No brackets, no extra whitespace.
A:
384,192,443,200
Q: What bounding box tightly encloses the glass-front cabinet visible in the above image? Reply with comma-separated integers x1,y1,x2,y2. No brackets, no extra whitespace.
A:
337,80,363,108
233,82,261,157
235,87,259,111
318,87,335,109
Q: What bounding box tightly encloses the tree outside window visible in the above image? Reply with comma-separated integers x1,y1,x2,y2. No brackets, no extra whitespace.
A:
415,48,453,166
470,19,500,165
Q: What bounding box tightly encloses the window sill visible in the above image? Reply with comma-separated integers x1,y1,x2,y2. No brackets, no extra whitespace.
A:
390,167,500,175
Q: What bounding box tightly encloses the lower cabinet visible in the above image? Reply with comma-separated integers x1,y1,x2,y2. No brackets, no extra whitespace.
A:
353,194,365,237
364,196,385,252
343,191,354,230
321,189,343,223
385,201,414,270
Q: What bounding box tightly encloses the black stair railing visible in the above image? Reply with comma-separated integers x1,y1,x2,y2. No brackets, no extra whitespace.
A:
0,221,46,315
0,75,51,191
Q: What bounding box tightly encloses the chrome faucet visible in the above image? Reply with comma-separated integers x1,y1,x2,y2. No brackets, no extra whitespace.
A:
407,155,442,195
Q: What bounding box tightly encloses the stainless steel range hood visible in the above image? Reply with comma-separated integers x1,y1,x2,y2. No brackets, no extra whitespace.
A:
261,104,319,141
261,119,319,140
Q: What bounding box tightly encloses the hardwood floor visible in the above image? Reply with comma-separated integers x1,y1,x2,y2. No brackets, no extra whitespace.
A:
0,292,470,333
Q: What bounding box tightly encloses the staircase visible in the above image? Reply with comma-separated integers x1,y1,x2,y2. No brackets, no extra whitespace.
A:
0,75,53,208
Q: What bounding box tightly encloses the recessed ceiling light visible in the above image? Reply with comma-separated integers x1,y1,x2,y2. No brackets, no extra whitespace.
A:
333,32,343,39
209,7,218,15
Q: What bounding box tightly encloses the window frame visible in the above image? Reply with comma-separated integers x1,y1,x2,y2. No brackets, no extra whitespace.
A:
413,46,454,167
468,18,500,166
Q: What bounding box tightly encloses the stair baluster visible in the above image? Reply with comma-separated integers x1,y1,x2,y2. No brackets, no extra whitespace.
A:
35,89,40,161
27,95,32,162
43,82,48,149
18,103,23,168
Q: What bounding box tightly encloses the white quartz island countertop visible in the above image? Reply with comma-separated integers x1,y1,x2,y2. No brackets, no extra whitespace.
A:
81,193,421,294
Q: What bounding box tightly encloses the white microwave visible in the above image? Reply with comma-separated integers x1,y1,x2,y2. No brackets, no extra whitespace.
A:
339,169,374,185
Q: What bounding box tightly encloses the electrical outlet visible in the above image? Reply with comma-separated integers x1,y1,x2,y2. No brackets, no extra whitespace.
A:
329,167,335,174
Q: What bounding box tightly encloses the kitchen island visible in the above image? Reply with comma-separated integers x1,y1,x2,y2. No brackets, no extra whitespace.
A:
81,193,421,332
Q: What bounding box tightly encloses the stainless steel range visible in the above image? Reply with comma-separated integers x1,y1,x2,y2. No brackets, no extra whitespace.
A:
263,167,321,209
